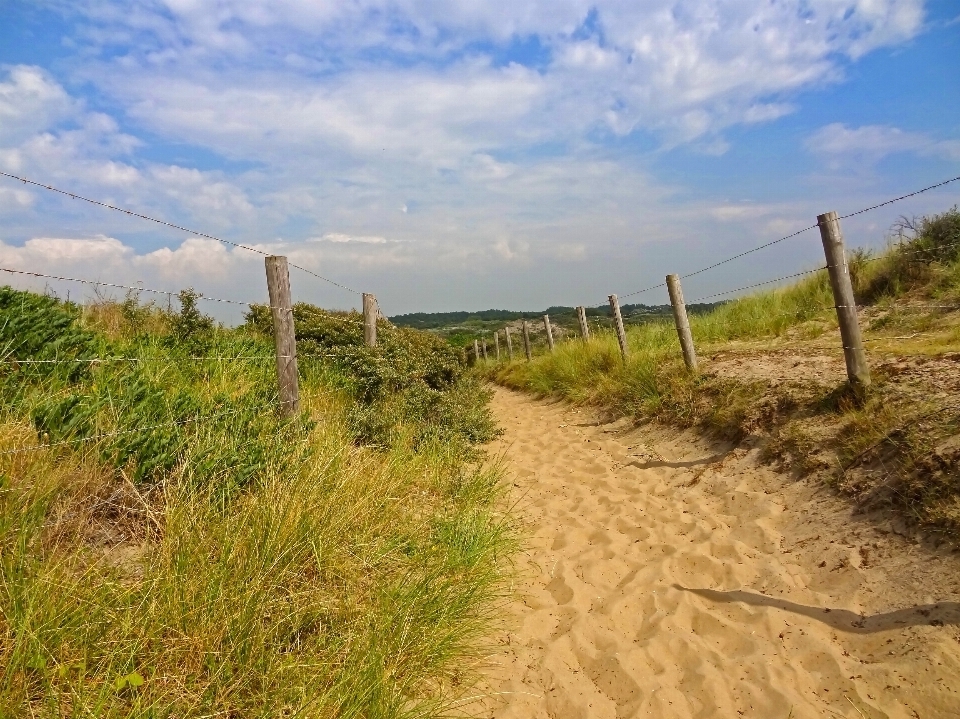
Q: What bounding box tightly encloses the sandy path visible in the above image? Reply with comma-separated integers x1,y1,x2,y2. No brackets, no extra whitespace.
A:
476,387,960,719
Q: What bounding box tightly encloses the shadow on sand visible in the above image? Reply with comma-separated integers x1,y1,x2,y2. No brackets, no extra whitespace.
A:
674,585,960,633
630,453,728,469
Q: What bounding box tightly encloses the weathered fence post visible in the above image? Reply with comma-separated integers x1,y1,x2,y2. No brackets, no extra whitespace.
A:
576,306,590,340
505,326,514,360
666,274,698,371
362,293,377,348
495,330,501,360
543,314,555,352
481,337,488,360
265,256,299,418
473,338,480,364
521,319,532,361
608,294,629,360
818,211,870,388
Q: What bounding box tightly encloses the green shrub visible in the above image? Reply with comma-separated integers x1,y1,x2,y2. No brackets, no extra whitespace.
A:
246,303,498,452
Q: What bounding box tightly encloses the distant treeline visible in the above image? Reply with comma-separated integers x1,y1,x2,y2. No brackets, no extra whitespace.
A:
389,302,723,329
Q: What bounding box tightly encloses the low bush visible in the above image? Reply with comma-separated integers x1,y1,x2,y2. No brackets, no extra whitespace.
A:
245,303,499,454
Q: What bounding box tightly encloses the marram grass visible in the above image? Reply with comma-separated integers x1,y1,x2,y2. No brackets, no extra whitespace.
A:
0,289,515,717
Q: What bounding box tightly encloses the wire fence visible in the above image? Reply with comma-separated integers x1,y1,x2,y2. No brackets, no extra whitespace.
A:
0,171,361,295
0,170,958,452
615,174,960,301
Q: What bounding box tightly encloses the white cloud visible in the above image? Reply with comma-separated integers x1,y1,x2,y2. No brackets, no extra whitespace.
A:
0,66,75,145
71,0,926,157
312,233,391,244
0,3,947,314
806,123,960,164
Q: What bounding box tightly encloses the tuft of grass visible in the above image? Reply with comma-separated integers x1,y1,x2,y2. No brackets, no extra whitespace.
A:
0,289,515,716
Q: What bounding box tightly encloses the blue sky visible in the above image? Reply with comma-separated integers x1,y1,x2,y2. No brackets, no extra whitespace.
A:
1,0,958,318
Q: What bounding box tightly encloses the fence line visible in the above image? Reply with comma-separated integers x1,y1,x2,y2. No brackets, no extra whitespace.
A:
5,170,960,396
0,355,281,365
1,265,270,309
0,171,361,295
0,264,379,330
615,174,960,300
484,186,960,389
686,267,827,304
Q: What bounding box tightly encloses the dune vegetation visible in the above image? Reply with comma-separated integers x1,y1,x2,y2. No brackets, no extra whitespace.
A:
489,208,960,535
0,289,513,717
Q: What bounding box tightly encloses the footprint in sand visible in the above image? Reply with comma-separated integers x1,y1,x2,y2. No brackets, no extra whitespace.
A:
471,388,960,719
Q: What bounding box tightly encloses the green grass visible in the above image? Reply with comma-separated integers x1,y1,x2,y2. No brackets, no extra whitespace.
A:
0,290,515,716
487,207,960,534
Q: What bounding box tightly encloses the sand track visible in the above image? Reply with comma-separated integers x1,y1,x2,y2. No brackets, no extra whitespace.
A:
476,387,960,719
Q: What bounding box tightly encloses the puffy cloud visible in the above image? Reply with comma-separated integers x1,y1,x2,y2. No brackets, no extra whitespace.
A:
0,3,947,314
72,0,926,155
0,66,75,145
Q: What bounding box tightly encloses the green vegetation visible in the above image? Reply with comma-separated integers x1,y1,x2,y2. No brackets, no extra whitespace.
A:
488,208,960,535
389,302,721,344
0,289,513,716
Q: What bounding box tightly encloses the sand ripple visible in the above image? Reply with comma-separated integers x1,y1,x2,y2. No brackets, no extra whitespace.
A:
475,388,960,719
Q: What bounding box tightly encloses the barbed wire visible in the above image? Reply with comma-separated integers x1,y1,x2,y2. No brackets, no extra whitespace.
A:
859,239,960,264
2,265,375,328
615,174,960,300
0,171,362,295
0,266,273,309
618,282,667,300
838,175,960,220
0,349,392,367
686,267,827,304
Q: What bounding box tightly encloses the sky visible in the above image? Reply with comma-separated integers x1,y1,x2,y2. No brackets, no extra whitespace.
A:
0,0,958,320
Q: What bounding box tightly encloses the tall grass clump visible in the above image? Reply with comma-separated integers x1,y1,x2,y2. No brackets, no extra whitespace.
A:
0,288,514,717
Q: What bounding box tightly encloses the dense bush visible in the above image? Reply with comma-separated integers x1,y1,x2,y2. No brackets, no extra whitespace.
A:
246,303,499,452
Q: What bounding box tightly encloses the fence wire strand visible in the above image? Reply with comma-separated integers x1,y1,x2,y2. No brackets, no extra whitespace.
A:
0,171,361,295
838,175,960,220
0,266,276,309
686,267,827,304
616,174,960,300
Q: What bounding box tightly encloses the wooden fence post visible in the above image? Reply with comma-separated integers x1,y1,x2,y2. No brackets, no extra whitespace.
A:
666,274,698,371
495,330,501,360
473,338,480,364
481,337,488,360
543,314,555,351
818,211,870,388
608,294,629,360
521,319,532,361
362,293,377,348
265,256,299,418
505,326,514,360
576,306,590,340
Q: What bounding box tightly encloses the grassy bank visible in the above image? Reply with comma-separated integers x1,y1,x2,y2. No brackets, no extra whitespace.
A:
489,208,960,536
0,290,513,716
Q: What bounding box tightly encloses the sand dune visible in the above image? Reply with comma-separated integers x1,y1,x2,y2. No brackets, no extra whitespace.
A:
474,387,960,718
